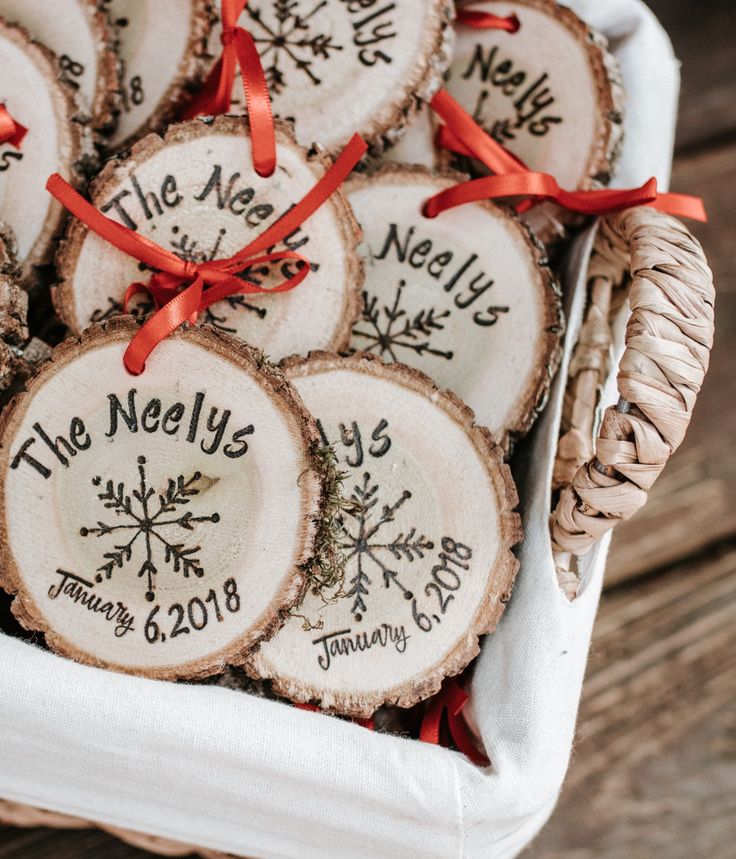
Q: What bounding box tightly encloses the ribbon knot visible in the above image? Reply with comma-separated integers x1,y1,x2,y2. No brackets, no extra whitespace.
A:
181,260,198,280
0,104,27,149
182,0,275,178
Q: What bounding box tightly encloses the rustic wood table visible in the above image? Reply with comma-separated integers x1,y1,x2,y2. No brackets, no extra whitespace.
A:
1,1,734,856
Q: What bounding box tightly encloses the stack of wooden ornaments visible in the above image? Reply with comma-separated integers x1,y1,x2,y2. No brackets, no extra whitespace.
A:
0,0,626,747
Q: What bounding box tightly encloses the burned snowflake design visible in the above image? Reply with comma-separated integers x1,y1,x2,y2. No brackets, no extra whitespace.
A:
339,472,435,620
245,0,344,94
352,280,454,362
79,456,220,602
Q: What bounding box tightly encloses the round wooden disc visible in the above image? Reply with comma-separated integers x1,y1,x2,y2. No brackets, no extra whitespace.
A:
248,352,522,717
54,115,363,361
445,0,624,242
107,0,215,151
0,318,327,679
0,0,120,135
208,0,455,157
0,20,95,282
345,165,562,444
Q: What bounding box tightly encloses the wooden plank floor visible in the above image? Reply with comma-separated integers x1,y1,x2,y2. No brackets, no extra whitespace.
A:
1,1,734,856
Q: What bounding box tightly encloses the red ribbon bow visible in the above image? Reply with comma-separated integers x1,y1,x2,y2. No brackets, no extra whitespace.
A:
46,133,367,375
420,679,489,765
0,104,27,149
457,7,520,32
182,0,275,177
428,89,707,222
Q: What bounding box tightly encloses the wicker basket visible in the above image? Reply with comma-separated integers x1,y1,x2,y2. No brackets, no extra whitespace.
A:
0,205,715,857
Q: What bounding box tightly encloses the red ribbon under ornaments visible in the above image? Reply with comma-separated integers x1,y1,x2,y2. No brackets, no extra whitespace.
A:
0,104,27,149
181,0,276,177
420,679,490,766
46,133,367,375
456,7,521,32
428,90,707,222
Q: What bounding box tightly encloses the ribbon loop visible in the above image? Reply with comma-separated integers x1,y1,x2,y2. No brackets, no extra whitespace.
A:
46,133,367,375
0,104,27,149
183,0,276,178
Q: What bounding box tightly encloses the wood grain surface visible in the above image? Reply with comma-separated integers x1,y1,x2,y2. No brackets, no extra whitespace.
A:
1,0,734,856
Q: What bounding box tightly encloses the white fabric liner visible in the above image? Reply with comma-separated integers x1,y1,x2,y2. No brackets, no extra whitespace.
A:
0,2,680,856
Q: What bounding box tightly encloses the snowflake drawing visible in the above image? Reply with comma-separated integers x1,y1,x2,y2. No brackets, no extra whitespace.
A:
339,472,435,620
245,0,343,94
352,280,454,362
79,456,220,602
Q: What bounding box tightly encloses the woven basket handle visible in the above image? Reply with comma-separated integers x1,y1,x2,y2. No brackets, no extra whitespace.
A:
551,206,715,595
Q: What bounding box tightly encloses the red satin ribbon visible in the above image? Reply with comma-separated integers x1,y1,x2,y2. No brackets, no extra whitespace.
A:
457,8,520,32
420,679,489,766
182,0,275,177
295,702,375,730
46,133,367,375
0,105,27,149
429,89,707,222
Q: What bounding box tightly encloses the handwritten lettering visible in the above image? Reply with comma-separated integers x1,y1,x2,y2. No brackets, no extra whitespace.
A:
374,223,510,327
340,0,397,66
313,623,409,671
461,44,562,139
10,389,254,480
48,569,136,637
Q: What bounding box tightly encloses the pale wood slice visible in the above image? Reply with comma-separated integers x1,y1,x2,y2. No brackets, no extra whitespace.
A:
376,104,440,170
248,351,522,718
345,165,563,445
445,0,625,244
0,20,96,284
54,115,363,361
207,0,455,158
107,0,215,151
0,317,328,679
0,0,121,135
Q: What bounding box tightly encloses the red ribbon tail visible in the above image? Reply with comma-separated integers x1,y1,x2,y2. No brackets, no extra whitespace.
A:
124,275,204,375
648,191,708,222
431,89,527,175
420,680,489,765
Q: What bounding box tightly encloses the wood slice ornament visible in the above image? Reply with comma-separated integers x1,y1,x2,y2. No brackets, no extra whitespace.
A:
445,0,625,243
0,0,120,135
0,20,95,283
0,318,328,678
208,0,455,157
345,165,562,444
248,352,522,717
107,0,215,150
54,116,363,361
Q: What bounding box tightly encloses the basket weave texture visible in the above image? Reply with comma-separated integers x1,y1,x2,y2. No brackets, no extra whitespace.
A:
551,207,715,599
